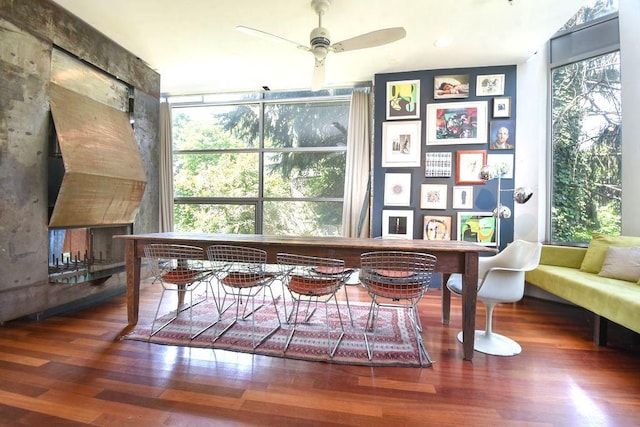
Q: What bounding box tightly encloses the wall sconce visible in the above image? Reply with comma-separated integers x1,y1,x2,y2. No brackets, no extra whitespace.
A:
478,164,533,248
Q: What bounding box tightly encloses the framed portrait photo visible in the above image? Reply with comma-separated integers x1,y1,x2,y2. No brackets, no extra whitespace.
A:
452,186,474,209
433,74,470,99
456,150,487,185
420,184,447,209
493,96,512,118
386,80,420,120
382,210,414,239
381,120,422,167
476,74,505,96
489,119,515,150
384,173,412,206
426,101,488,145
457,212,497,246
423,215,452,240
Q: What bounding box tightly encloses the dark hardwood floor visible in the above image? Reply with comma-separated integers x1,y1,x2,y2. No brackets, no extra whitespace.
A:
0,278,639,426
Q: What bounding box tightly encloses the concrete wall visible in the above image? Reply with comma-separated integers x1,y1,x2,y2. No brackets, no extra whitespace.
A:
0,0,160,322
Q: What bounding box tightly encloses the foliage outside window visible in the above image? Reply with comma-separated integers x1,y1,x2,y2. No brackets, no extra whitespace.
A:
171,92,350,236
550,0,620,244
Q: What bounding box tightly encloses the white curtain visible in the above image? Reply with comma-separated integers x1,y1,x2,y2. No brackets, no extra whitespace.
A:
159,102,174,232
341,90,371,237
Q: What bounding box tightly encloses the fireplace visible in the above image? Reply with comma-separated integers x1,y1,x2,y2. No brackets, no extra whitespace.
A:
46,59,146,284
48,225,131,284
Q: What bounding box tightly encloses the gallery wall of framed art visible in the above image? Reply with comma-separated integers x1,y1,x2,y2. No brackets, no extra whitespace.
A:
372,64,517,248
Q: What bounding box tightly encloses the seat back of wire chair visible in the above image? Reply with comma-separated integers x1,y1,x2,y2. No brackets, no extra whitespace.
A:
277,253,350,357
359,250,438,366
143,243,212,338
206,245,281,349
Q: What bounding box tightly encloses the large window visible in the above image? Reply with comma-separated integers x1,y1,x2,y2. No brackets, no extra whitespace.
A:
549,0,620,244
170,90,353,236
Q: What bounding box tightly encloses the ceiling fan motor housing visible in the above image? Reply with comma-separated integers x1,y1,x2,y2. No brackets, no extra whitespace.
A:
310,26,330,59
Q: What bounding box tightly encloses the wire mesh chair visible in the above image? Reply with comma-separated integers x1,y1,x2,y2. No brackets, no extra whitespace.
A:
359,251,437,366
143,243,215,339
206,245,281,349
277,253,350,358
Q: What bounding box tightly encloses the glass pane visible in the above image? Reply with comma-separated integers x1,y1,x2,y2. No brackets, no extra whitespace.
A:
561,0,618,30
263,152,346,198
263,201,343,236
263,101,349,148
173,152,259,197
172,104,259,150
174,204,256,234
550,51,621,243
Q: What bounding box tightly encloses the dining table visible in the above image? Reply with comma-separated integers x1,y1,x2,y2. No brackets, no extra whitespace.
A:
114,232,495,361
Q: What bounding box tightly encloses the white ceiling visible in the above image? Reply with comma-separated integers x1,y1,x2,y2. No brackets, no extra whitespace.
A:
51,0,588,95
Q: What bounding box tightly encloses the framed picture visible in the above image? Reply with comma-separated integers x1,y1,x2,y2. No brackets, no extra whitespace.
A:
476,74,505,96
423,215,452,240
457,212,497,246
456,150,487,184
426,101,488,145
420,184,447,209
381,121,422,167
487,153,514,179
382,210,414,239
493,96,512,118
386,80,420,120
425,152,452,177
433,74,470,99
384,173,412,206
452,186,474,209
489,119,515,150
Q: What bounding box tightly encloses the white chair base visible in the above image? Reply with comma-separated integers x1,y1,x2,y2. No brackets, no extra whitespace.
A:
457,330,522,356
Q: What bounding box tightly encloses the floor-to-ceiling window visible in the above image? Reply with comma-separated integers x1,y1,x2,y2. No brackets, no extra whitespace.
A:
549,0,620,244
169,89,354,236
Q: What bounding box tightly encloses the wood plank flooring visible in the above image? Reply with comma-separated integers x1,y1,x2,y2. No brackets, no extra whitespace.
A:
0,279,639,426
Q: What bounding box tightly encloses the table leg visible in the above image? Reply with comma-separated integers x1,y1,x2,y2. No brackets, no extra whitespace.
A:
441,273,451,325
462,252,479,361
125,240,141,326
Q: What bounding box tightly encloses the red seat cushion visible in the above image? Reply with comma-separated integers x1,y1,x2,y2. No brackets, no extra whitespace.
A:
287,275,342,296
161,267,206,285
365,280,424,300
222,271,272,288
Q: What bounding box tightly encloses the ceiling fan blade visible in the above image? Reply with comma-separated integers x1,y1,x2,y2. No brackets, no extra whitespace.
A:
331,27,406,53
311,58,326,91
236,26,308,51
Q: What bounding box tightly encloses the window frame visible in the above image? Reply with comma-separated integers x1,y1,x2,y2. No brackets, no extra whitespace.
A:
169,90,355,235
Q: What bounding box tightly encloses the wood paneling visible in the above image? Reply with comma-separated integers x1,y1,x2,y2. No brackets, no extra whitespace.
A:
49,83,146,227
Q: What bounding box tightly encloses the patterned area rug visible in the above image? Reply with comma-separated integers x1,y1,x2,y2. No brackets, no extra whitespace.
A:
123,295,425,367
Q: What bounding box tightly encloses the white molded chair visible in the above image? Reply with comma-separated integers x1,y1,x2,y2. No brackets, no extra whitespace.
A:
446,240,542,356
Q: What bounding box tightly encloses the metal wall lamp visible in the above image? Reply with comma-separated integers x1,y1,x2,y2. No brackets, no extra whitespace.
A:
478,164,533,248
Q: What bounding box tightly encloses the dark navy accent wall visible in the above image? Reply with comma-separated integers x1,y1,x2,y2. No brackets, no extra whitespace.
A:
372,65,517,250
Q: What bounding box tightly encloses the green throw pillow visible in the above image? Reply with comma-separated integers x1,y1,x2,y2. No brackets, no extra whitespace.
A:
580,232,640,273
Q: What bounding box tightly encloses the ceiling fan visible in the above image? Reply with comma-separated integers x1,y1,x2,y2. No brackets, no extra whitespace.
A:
237,0,406,90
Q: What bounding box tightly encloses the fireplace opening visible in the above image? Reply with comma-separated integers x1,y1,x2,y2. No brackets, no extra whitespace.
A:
48,225,131,284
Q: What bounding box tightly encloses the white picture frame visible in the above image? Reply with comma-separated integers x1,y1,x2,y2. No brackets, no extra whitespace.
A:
420,184,448,209
382,210,414,239
386,80,420,120
452,186,474,209
487,154,514,179
457,212,497,246
384,173,412,206
476,74,505,96
426,101,488,145
381,121,422,167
